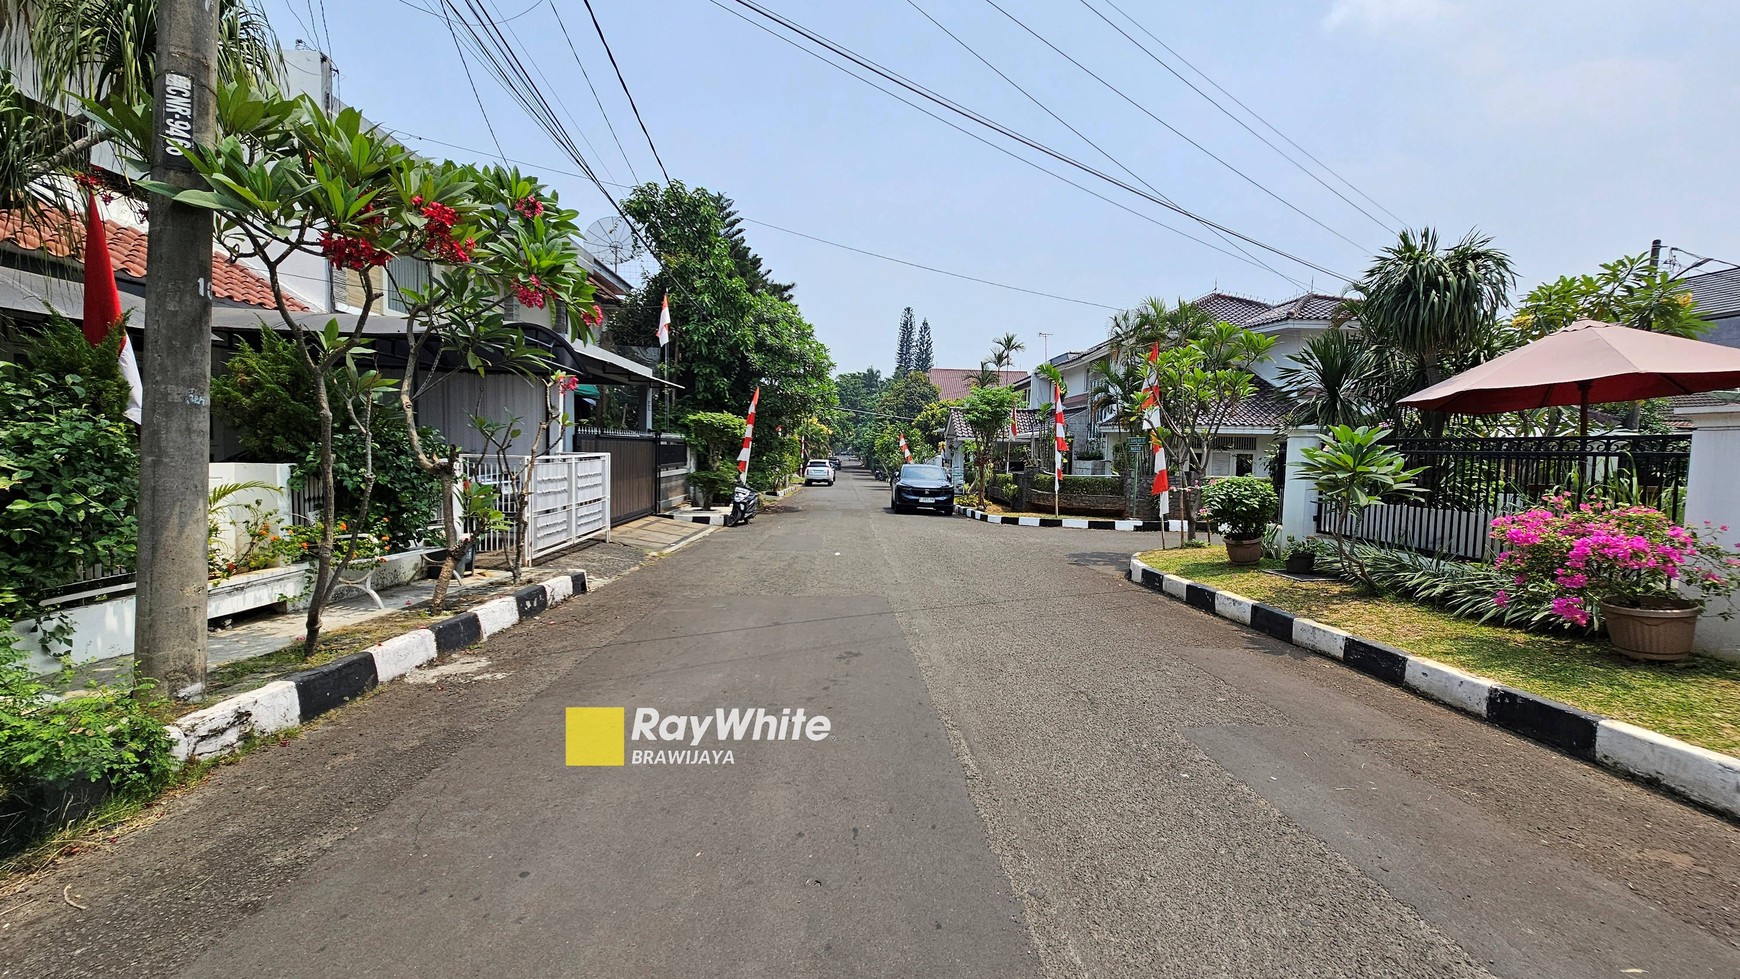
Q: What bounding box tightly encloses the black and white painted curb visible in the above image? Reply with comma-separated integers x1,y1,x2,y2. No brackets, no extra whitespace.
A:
960,505,1165,532
166,571,589,763
1128,555,1740,821
659,510,727,526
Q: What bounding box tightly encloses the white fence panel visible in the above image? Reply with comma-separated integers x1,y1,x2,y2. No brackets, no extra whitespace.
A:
463,452,610,562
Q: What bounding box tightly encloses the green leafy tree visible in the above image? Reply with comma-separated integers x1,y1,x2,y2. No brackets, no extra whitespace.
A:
912,398,957,457
212,327,320,460
124,82,597,643
877,368,939,422
1148,322,1276,541
712,191,793,301
1511,252,1709,340
961,385,1020,498
615,182,833,440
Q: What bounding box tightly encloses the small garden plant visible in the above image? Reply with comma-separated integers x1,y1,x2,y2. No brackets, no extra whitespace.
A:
1491,496,1740,627
1199,476,1278,541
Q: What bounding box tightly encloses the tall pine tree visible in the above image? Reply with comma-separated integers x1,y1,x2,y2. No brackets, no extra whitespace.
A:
895,307,916,375
914,319,934,372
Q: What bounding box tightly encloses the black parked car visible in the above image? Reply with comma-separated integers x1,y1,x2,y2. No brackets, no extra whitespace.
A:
890,463,956,515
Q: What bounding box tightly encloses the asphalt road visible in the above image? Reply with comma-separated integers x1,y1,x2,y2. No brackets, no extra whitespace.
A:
3,464,1737,978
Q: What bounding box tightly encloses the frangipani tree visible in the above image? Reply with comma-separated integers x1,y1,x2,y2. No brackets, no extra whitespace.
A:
113,81,596,646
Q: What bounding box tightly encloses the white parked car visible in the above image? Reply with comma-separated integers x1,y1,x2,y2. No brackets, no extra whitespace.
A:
802,459,835,486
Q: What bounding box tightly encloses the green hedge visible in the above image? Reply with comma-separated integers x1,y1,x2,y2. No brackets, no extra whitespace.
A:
1030,473,1122,496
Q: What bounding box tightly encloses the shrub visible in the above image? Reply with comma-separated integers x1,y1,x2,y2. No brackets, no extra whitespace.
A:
1490,495,1740,628
0,359,138,631
0,632,177,850
1200,476,1278,540
213,328,321,461
1031,473,1121,496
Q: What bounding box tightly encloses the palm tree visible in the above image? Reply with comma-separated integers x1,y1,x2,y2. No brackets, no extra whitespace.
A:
1275,327,1380,429
1346,227,1516,391
967,361,1002,389
9,0,277,108
1107,297,1213,362
0,0,278,208
988,332,1024,381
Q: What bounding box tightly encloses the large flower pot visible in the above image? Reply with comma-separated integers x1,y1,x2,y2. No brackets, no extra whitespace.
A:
1284,553,1317,575
1600,599,1700,662
1224,537,1264,566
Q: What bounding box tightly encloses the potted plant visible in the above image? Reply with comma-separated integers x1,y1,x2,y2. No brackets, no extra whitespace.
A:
1283,536,1318,575
1490,496,1740,662
1199,476,1279,565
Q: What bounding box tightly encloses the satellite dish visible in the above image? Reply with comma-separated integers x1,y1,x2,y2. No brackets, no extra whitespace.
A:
585,216,642,270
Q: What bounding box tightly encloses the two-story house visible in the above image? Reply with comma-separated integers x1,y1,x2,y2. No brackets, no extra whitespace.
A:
1019,290,1350,480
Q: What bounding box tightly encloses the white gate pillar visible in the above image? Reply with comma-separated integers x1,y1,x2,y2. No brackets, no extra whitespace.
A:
1675,404,1740,661
1280,428,1323,543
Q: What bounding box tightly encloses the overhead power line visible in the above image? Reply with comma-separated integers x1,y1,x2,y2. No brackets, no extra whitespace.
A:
902,0,1304,291
978,0,1368,253
742,218,1119,309
1074,0,1394,234
1096,0,1407,229
547,0,643,185
577,0,671,183
704,0,1291,280
383,127,1121,309
715,0,1354,283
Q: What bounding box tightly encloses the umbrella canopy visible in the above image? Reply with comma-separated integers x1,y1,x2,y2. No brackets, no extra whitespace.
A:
1399,320,1740,430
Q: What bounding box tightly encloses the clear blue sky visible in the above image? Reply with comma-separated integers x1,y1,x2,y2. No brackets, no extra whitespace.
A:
264,0,1740,375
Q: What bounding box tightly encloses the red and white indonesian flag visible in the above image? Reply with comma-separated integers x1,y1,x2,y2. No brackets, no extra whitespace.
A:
736,386,760,483
656,294,671,348
82,195,143,423
1052,381,1066,483
898,434,913,463
1142,343,1169,512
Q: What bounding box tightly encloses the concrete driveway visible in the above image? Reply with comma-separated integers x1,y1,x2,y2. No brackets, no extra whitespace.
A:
3,463,1736,978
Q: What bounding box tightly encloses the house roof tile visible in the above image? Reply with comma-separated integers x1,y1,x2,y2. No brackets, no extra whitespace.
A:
945,405,1046,440
927,367,1024,401
1685,267,1740,320
0,207,308,312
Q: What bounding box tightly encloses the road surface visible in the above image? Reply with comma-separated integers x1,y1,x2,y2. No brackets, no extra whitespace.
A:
3,465,1737,978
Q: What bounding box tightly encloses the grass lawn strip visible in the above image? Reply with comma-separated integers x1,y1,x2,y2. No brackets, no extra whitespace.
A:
1135,549,1740,758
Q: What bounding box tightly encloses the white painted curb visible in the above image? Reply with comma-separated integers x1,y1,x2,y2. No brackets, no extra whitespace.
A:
1596,720,1740,816
171,680,301,762
370,629,438,683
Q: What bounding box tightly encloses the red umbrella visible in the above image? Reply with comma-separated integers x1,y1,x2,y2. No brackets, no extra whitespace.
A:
1399,320,1740,436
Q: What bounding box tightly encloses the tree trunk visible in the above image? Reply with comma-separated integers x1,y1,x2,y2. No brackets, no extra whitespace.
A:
301,374,338,658
430,452,463,611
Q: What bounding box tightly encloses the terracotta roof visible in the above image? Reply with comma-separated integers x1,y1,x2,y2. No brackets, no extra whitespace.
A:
927,367,1024,401
0,207,307,311
946,405,1046,440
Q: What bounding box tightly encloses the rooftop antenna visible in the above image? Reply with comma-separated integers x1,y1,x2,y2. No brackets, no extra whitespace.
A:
584,216,643,273
1037,332,1051,360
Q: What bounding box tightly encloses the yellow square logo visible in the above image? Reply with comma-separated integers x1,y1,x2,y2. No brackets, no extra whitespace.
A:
565,707,626,766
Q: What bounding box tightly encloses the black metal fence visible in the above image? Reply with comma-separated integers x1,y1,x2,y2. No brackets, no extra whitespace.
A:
1316,435,1691,561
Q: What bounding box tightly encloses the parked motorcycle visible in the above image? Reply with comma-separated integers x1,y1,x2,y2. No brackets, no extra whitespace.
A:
725,483,760,527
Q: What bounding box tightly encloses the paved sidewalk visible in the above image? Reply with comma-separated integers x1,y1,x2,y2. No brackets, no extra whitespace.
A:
54,536,662,689
609,514,717,552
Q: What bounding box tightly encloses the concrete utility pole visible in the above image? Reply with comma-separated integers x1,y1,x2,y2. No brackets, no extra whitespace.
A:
136,0,219,698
